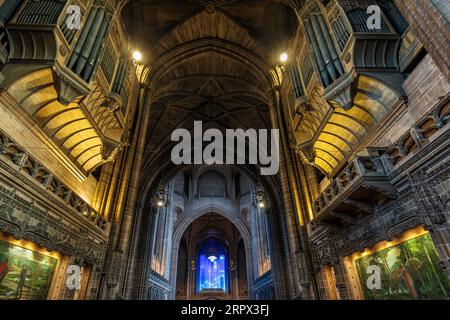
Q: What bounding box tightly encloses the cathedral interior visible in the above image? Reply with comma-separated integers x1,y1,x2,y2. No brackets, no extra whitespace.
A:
0,0,449,301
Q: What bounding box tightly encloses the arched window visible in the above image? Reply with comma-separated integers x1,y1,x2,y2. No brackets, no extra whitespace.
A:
196,239,229,293
197,170,227,198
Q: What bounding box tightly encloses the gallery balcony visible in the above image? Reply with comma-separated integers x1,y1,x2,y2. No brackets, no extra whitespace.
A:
312,153,397,227
0,129,108,233
0,2,133,177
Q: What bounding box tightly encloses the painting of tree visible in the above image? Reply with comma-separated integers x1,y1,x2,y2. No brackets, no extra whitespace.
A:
0,241,58,300
355,234,450,300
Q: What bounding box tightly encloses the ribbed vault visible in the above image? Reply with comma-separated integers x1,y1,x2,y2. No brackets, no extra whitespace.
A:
122,3,292,165
122,0,297,64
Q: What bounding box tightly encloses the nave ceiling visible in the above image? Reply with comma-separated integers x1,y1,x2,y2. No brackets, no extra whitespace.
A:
123,0,406,179
121,0,298,164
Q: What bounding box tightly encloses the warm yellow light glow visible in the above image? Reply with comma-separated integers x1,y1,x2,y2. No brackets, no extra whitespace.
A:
133,51,142,61
0,231,62,300
0,232,61,261
258,201,265,208
157,200,164,207
343,226,429,300
280,52,288,63
348,226,428,261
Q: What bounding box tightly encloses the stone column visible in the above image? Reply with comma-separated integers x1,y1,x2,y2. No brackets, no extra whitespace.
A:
314,268,328,300
426,220,450,279
117,84,153,299
267,88,302,299
98,81,152,299
409,166,450,279
267,87,317,299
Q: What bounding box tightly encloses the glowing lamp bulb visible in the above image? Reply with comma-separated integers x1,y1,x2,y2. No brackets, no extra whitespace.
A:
258,201,265,208
280,52,288,63
133,51,142,62
157,200,164,207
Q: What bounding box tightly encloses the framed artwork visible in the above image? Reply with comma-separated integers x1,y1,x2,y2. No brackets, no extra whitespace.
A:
0,240,58,300
354,234,450,300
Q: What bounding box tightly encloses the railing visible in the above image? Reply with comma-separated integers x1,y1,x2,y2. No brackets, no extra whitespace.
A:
399,28,424,72
100,42,117,85
16,0,64,25
197,192,228,199
312,97,449,221
347,9,390,33
0,129,107,231
387,97,449,166
313,155,393,216
0,27,8,64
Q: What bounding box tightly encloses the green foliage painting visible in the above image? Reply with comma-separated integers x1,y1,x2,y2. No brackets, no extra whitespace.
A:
355,234,450,300
0,240,57,300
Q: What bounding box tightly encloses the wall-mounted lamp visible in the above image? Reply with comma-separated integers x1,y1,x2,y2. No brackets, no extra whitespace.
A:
277,52,289,73
256,183,266,209
155,181,168,208
132,50,142,62
280,52,288,63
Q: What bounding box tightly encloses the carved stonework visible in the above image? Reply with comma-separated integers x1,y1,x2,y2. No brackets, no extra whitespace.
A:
0,129,108,231
310,129,449,267
107,250,123,287
0,27,8,65
322,72,357,110
0,184,107,263
293,141,316,164
53,66,91,105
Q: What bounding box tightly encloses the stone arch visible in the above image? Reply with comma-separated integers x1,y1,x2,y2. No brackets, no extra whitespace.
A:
125,157,289,299
169,203,254,299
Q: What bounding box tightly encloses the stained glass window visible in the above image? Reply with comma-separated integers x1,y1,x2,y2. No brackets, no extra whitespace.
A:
196,240,228,293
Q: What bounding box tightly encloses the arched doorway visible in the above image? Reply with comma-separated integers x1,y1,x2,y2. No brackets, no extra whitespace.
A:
135,165,284,300
175,214,247,300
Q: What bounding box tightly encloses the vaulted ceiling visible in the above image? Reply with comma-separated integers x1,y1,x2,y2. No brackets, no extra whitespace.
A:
182,212,241,248
122,0,297,64
121,0,298,164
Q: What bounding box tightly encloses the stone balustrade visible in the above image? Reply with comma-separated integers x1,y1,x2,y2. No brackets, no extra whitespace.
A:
313,153,396,223
0,129,108,231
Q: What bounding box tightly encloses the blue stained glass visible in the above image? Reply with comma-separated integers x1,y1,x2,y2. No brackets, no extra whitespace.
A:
197,240,228,293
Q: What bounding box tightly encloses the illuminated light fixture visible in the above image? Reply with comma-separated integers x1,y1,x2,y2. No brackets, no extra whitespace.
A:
208,255,217,263
156,194,166,207
280,52,288,63
155,180,168,207
132,50,142,62
256,182,266,209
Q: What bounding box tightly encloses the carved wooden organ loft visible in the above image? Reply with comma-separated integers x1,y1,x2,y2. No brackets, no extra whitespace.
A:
0,0,138,230
0,0,446,235
0,0,133,179
280,0,433,227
